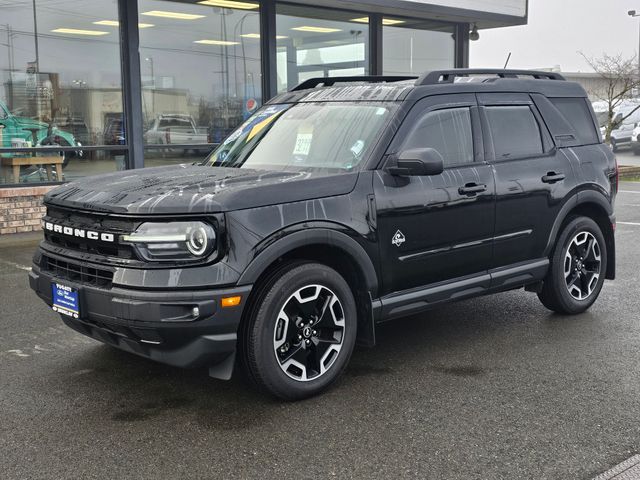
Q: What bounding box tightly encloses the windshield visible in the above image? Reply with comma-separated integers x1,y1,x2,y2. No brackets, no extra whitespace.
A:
204,102,396,171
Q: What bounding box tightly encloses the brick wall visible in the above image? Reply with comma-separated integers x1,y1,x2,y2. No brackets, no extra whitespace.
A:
0,186,55,235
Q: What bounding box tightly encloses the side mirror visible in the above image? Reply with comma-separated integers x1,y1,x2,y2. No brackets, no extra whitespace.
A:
388,148,444,176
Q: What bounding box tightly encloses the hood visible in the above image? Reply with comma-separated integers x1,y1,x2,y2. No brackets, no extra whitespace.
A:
44,164,358,215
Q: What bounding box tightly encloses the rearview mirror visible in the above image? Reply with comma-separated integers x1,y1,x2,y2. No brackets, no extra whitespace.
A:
388,148,444,176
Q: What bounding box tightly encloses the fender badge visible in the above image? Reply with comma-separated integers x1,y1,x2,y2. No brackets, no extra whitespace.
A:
392,230,405,247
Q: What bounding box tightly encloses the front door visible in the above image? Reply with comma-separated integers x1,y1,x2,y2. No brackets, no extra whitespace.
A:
374,94,496,296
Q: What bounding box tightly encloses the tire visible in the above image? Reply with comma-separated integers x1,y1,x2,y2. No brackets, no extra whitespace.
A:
244,262,357,400
610,139,618,152
538,216,607,314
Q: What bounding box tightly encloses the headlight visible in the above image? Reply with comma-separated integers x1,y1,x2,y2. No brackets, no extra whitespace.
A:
122,221,216,262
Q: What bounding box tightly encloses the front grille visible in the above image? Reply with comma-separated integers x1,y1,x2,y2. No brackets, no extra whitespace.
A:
45,233,130,258
44,206,138,260
42,255,114,288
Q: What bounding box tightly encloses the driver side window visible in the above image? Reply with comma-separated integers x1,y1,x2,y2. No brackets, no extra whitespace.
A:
402,107,474,167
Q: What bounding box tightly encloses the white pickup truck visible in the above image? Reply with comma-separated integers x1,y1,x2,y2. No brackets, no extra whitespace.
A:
143,114,209,153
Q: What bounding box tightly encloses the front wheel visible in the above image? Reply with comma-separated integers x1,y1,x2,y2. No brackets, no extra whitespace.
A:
244,262,357,400
538,216,607,314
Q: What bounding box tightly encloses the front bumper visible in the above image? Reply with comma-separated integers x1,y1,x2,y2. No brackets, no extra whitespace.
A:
29,261,252,379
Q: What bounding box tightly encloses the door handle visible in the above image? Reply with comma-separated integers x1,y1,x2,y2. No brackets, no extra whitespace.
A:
458,183,487,196
541,171,565,183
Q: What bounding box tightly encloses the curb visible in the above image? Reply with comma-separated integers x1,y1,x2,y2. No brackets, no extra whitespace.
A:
0,231,41,248
618,165,640,179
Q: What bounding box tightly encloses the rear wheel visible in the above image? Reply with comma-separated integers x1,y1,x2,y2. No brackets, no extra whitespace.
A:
244,262,357,400
538,216,607,314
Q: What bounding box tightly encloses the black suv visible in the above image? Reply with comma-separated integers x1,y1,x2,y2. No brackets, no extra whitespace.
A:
30,69,617,400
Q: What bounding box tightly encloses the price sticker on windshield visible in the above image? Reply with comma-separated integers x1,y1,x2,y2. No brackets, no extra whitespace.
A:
293,133,312,156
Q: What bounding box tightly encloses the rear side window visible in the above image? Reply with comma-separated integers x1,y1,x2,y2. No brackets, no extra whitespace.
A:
485,106,543,159
549,97,599,144
402,107,474,167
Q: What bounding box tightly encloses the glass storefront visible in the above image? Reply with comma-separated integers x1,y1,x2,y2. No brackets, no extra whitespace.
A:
0,0,464,188
138,0,261,166
383,19,455,76
276,5,369,93
0,0,124,186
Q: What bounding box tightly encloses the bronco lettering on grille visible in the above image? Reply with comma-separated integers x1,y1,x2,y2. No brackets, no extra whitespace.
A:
43,220,115,243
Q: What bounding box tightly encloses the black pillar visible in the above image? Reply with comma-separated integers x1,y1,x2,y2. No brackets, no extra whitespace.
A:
455,23,470,68
118,0,144,169
369,13,383,75
260,0,278,100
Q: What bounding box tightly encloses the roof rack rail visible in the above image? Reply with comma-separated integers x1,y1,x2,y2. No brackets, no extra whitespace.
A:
291,75,418,92
417,69,565,85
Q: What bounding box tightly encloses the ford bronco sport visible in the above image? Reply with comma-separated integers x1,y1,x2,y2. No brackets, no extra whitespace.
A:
30,69,617,400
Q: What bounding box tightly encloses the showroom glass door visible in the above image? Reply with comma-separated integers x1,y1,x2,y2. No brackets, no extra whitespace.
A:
138,0,262,166
275,4,370,93
382,18,455,76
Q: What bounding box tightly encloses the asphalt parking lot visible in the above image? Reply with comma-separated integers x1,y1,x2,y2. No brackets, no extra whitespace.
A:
1,182,640,480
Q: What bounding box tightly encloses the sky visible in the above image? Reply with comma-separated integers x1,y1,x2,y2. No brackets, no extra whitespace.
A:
470,0,640,72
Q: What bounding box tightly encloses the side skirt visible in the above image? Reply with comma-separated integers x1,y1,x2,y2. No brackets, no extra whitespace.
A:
372,258,549,323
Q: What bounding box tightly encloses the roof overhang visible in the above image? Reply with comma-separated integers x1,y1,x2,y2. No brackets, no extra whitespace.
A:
288,0,528,29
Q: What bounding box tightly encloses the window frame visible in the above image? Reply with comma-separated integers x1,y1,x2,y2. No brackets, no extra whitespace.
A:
381,93,484,171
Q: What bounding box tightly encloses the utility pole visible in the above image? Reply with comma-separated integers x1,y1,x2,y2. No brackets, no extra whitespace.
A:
628,10,640,78
32,0,39,72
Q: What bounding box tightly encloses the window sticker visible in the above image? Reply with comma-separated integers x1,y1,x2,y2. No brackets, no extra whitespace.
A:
247,115,279,142
293,133,313,156
350,139,365,157
223,103,290,145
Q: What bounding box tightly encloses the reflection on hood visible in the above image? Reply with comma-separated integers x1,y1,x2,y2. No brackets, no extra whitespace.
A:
45,164,358,214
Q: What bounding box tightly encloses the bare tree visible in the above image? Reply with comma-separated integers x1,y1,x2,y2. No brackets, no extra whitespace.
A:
580,52,640,143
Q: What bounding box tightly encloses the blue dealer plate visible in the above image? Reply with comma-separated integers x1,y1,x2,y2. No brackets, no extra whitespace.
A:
51,283,79,318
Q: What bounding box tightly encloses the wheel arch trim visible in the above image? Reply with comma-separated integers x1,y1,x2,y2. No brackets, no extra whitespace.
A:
237,228,379,296
544,189,615,279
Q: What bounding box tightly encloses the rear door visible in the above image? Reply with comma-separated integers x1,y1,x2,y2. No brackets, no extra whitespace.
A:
374,94,496,296
478,93,577,270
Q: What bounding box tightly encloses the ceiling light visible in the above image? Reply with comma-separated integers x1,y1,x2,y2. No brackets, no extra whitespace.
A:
141,10,206,20
194,39,240,45
197,0,259,9
292,26,342,33
93,20,119,26
350,17,405,25
93,20,155,28
51,28,109,36
240,33,288,39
